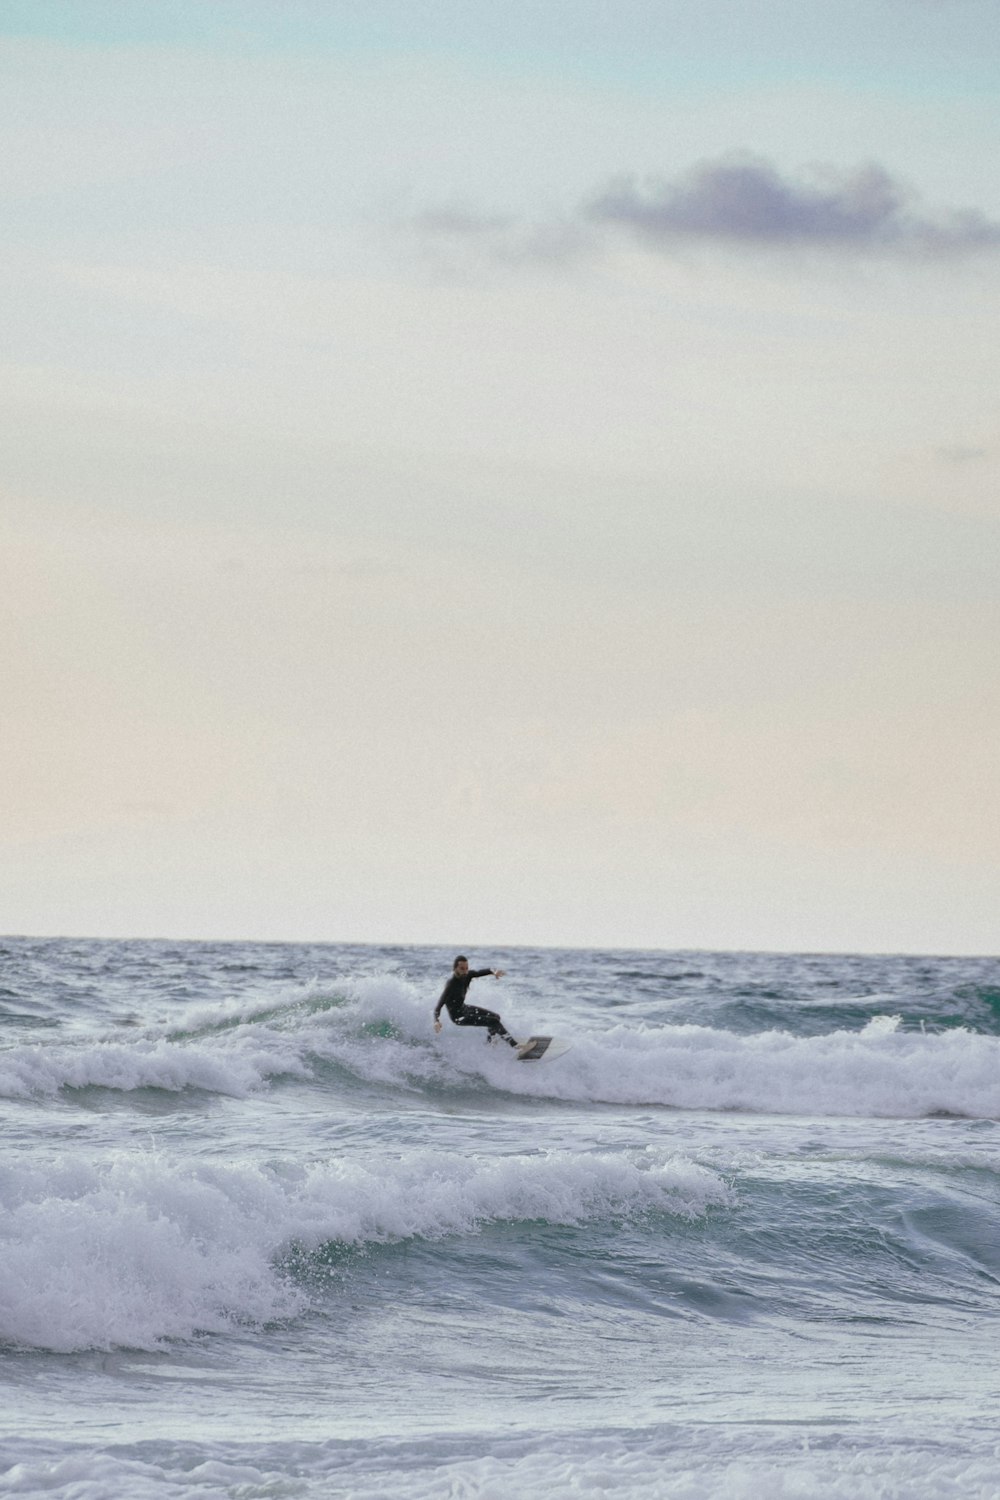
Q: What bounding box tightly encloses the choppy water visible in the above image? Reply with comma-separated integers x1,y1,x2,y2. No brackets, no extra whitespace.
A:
2,938,999,1498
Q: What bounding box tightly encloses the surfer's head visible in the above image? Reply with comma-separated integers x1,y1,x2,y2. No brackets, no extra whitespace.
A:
453,955,469,973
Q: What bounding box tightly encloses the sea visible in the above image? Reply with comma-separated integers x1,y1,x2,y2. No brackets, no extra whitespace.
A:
2,938,999,1499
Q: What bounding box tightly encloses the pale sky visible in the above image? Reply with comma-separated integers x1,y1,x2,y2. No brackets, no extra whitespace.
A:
3,1,999,953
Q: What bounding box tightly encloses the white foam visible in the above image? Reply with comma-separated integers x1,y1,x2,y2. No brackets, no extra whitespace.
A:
0,1154,304,1352
0,984,336,1099
4,973,998,1120
426,1012,999,1120
335,983,1000,1119
545,1017,1000,1119
0,1145,729,1353
344,978,1000,1120
0,1034,302,1099
4,1429,1000,1500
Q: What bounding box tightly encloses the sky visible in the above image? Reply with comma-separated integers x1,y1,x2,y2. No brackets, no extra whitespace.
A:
2,1,999,954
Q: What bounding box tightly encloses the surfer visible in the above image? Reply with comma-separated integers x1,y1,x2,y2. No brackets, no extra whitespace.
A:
433,956,518,1048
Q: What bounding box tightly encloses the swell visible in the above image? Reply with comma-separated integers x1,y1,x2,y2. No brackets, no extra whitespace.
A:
5,1139,995,1355
694,1167,1000,1325
0,1147,730,1353
298,1157,1000,1335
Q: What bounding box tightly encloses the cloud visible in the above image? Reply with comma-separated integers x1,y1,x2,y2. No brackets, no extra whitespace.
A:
407,202,591,270
586,155,1000,255
935,444,990,464
412,155,1000,266
411,205,517,239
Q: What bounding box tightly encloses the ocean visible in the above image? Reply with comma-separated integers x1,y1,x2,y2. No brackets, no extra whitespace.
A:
2,938,999,1499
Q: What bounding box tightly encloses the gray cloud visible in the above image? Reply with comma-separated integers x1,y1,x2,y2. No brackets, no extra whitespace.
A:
410,156,1000,268
411,205,517,239
586,156,1000,255
935,444,990,464
408,203,590,268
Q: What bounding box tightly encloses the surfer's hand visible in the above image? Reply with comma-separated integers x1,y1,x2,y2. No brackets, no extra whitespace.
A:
434,1019,442,1033
494,970,505,979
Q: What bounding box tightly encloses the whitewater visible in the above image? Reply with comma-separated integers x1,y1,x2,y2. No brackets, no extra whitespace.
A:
2,938,999,1498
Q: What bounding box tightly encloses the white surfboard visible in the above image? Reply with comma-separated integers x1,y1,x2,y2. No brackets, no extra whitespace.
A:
515,1035,572,1062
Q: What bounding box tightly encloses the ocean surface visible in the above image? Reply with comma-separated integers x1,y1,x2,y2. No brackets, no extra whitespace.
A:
2,938,999,1499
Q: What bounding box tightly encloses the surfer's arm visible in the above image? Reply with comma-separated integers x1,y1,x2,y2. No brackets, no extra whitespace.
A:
433,980,455,1028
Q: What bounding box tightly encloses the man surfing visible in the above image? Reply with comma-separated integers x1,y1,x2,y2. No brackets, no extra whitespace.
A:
433,955,519,1048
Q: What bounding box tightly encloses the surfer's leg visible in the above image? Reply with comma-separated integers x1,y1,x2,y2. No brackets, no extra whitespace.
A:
456,1006,518,1047
455,1004,496,1032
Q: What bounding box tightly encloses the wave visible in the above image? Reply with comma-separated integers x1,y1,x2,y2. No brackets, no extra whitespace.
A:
3,975,999,1119
6,1427,1000,1500
525,1014,1000,1119
0,1147,729,1353
0,985,339,1100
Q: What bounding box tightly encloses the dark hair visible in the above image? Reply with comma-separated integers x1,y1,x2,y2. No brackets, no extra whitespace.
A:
453,955,468,969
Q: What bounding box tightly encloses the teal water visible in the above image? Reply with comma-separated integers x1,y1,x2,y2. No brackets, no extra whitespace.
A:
2,940,999,1497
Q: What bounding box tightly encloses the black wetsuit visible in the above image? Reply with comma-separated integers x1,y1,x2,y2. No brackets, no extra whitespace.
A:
435,970,517,1047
